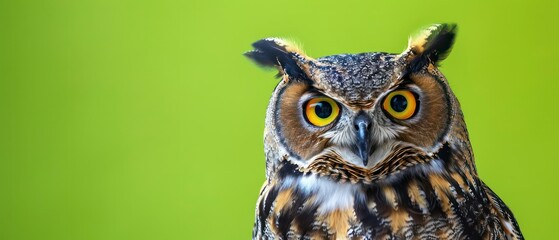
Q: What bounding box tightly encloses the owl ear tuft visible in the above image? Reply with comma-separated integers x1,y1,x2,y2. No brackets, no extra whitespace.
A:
245,38,312,81
404,23,457,67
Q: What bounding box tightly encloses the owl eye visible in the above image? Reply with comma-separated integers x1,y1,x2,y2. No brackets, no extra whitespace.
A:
304,97,340,127
382,90,417,120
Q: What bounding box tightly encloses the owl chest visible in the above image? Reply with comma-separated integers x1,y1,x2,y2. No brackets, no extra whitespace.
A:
255,176,361,239
255,173,494,240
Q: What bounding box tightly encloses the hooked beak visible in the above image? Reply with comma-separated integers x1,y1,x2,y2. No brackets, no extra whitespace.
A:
353,112,372,166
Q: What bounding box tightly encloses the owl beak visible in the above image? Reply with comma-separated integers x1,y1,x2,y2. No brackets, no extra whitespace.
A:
354,112,371,166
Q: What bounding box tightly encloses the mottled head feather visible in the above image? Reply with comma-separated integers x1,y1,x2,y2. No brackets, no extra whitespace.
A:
307,53,398,106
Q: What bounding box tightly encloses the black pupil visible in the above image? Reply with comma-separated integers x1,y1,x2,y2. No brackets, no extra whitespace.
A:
390,94,408,112
314,101,332,118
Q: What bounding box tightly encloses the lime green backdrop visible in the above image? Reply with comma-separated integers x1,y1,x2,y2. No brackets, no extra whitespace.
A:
1,0,557,239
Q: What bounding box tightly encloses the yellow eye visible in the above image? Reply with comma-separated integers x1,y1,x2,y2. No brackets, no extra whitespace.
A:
382,90,417,120
304,97,340,127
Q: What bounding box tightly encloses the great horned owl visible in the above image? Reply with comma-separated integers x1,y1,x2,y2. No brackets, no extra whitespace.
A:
245,24,523,240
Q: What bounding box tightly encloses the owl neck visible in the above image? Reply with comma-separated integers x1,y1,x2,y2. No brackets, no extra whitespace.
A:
270,138,477,185
257,141,488,238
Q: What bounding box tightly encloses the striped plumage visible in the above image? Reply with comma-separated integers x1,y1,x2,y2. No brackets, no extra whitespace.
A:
246,24,523,240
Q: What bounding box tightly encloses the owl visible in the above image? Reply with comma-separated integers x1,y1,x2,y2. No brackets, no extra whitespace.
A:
245,24,523,240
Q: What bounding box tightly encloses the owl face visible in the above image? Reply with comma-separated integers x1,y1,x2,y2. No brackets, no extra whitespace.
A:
247,24,457,172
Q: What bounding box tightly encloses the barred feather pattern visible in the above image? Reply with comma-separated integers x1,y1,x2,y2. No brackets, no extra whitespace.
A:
253,141,523,240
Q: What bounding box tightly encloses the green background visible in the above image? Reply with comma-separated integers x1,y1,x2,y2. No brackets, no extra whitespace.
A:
1,0,557,239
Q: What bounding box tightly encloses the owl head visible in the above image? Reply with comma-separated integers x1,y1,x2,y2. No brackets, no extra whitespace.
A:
246,24,466,182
